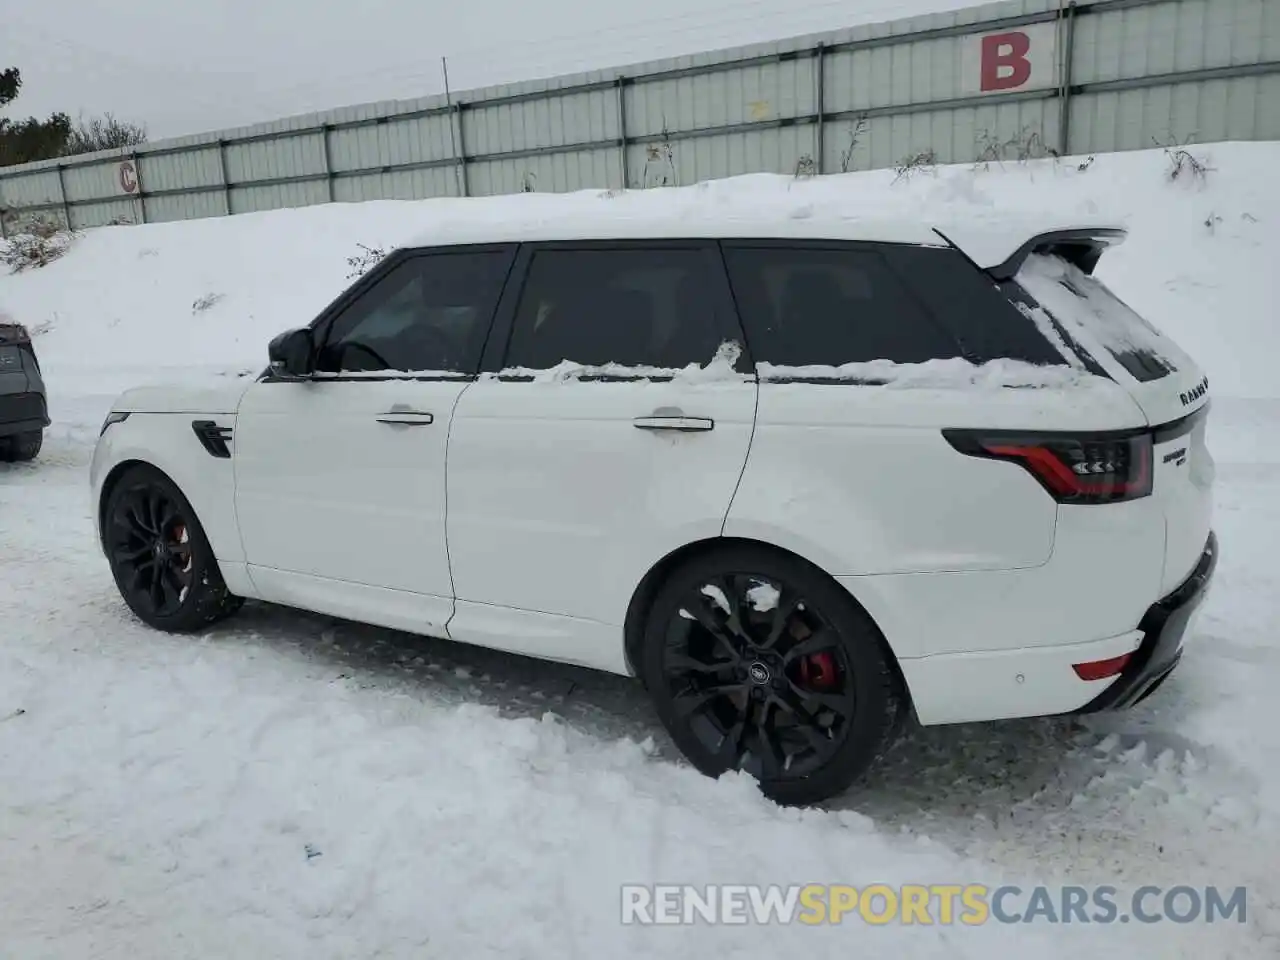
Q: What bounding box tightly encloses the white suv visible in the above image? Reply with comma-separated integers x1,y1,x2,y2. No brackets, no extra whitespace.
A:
90,214,1216,804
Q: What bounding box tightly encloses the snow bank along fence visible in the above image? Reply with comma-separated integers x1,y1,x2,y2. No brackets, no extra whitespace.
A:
1,0,1277,235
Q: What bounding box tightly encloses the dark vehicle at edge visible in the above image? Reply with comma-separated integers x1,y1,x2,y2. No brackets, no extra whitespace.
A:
0,320,48,462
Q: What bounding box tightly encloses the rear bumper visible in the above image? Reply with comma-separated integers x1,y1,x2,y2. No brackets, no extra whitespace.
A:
0,391,49,436
894,531,1218,725
1074,530,1218,713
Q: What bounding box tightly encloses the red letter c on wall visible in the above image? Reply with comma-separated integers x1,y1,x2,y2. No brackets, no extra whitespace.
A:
981,32,1032,91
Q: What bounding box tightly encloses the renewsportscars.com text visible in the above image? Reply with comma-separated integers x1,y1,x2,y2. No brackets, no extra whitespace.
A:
621,884,1248,926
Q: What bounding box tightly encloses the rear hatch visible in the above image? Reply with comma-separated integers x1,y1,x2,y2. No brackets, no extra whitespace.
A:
1007,246,1214,595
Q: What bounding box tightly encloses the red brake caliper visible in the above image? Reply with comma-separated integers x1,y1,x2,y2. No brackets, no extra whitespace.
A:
797,651,839,691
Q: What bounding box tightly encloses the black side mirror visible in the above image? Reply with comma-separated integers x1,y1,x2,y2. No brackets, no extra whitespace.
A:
267,327,314,379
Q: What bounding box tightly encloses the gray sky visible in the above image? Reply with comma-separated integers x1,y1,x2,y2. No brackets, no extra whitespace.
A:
3,0,975,140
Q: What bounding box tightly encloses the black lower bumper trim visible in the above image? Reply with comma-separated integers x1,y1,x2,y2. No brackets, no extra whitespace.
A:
1074,531,1218,714
0,391,49,436
0,417,47,437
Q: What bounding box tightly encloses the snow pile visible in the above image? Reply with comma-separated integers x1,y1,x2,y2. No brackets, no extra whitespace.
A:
0,141,1275,414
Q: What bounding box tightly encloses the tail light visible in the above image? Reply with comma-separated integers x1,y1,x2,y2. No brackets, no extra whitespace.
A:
943,429,1153,504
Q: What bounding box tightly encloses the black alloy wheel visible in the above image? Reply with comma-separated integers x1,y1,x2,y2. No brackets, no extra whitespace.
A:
103,465,243,631
109,483,196,618
641,547,903,805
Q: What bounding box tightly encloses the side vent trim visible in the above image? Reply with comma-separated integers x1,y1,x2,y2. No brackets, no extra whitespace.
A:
192,420,233,459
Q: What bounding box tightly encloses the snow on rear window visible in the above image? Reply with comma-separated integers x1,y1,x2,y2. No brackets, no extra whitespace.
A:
1015,253,1178,383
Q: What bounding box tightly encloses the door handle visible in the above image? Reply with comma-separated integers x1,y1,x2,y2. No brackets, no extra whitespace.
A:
375,410,434,427
633,415,715,432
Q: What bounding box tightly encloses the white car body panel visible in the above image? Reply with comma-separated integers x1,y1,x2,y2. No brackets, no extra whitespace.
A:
899,629,1146,725
88,215,1215,730
91,412,249,583
445,376,756,670
232,377,469,638
109,378,251,415
1012,253,1216,596
723,381,1146,578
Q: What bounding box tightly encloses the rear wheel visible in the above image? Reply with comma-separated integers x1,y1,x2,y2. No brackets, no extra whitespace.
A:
0,429,42,462
639,546,904,806
103,464,243,632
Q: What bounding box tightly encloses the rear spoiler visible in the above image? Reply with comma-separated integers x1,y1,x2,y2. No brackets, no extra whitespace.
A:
934,227,1128,281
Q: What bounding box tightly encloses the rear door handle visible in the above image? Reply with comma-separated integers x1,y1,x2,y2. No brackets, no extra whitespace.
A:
376,410,434,427
633,415,715,433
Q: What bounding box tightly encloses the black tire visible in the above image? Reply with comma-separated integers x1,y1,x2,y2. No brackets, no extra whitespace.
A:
639,545,904,806
0,429,42,462
102,464,243,632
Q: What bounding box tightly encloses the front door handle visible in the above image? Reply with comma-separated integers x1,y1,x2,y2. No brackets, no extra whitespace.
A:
376,410,434,427
633,415,715,432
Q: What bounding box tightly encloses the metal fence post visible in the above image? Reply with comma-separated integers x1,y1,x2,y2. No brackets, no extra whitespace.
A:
456,103,471,197
217,139,231,215
321,125,336,202
55,164,71,229
132,153,147,224
1058,1,1079,155
815,43,827,174
442,57,470,197
617,76,630,188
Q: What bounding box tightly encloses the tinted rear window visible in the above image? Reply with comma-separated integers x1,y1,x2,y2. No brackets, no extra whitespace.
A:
505,247,727,370
880,246,1068,366
722,244,962,368
723,243,1070,371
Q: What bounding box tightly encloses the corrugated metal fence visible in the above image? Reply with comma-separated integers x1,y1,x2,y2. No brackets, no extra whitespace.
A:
1,0,1277,234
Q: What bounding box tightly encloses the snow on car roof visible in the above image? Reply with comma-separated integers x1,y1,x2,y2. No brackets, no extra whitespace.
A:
395,184,1125,271
401,210,947,249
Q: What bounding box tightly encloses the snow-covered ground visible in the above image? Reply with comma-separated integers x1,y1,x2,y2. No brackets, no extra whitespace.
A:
1,143,1278,958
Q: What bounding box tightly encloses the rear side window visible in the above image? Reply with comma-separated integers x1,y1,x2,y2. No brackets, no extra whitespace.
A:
504,247,728,371
1014,253,1178,383
880,246,1069,366
722,245,964,368
723,243,1077,372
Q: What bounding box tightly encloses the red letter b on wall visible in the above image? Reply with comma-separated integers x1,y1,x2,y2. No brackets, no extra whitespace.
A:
981,32,1032,91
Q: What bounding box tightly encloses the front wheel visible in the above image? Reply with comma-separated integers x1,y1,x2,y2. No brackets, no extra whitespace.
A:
639,546,904,806
103,464,243,632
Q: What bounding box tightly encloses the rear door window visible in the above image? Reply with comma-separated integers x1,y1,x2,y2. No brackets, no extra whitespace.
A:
722,244,962,369
1013,253,1178,383
503,246,731,372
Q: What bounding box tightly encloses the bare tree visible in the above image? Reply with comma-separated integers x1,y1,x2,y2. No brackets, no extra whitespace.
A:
839,115,869,174
642,119,678,188
892,149,937,183
1154,135,1212,184
63,113,147,157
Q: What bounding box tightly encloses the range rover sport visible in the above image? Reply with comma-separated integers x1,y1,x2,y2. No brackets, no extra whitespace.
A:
90,213,1215,804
